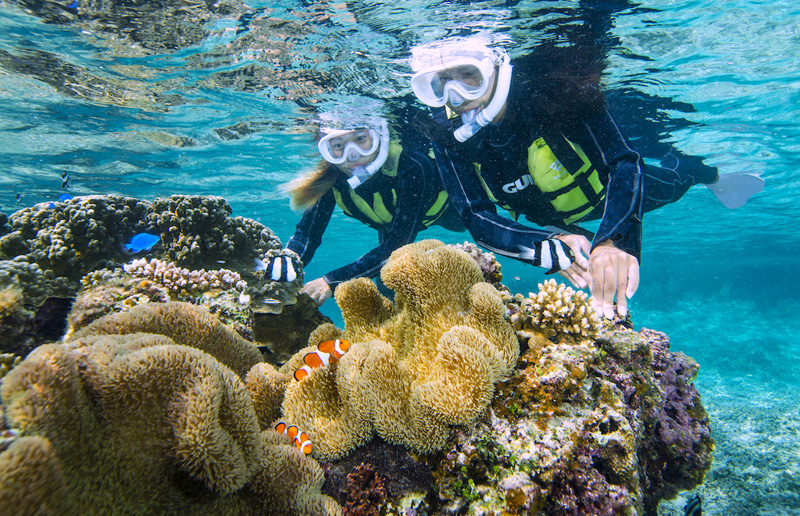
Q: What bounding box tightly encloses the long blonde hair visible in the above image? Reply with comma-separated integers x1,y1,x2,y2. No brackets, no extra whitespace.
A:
281,159,341,210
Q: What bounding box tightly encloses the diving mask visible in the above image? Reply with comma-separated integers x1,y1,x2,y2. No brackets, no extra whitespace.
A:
318,127,381,165
410,56,496,108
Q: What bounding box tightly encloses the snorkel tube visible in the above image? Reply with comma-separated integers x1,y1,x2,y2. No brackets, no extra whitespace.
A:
453,50,512,142
347,119,390,189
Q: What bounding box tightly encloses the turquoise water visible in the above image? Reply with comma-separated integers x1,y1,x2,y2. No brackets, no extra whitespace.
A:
1,0,799,514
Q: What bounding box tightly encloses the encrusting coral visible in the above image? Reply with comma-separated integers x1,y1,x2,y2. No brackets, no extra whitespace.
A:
277,240,519,461
0,301,339,516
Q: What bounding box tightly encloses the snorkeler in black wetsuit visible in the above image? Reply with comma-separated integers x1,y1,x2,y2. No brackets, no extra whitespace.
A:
285,102,461,306
409,36,763,319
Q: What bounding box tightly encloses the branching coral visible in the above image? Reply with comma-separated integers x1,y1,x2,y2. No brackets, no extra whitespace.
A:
277,240,519,461
506,278,602,346
0,301,339,516
70,258,255,336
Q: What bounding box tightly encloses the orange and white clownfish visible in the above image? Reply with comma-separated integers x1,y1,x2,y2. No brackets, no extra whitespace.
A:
293,339,351,381
274,421,313,455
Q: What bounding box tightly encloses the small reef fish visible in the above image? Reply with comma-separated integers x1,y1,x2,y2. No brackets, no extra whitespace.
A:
254,255,297,282
124,233,161,253
59,194,73,202
15,193,21,204
684,494,702,516
274,421,313,455
293,339,350,381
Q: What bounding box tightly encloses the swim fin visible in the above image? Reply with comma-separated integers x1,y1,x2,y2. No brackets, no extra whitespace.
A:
707,173,765,209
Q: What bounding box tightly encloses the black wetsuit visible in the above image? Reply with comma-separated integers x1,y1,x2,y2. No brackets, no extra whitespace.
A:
287,141,460,290
420,51,718,272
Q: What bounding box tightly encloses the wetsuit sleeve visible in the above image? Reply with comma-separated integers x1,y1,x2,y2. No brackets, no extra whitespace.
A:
321,150,433,289
433,141,575,273
286,191,335,266
584,107,645,262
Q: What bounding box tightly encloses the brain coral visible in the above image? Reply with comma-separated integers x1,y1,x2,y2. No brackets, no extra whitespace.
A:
0,301,339,516
278,240,519,461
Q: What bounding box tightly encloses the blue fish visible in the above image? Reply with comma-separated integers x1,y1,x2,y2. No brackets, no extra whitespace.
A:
59,194,73,202
49,203,56,208
125,233,160,253
684,494,701,516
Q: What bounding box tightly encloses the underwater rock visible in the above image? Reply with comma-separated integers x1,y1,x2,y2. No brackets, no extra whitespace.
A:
0,301,340,516
253,293,333,366
421,325,713,516
278,240,519,461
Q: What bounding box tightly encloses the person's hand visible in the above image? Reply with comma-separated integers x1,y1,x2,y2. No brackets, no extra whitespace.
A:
554,234,592,290
588,241,639,319
300,277,333,306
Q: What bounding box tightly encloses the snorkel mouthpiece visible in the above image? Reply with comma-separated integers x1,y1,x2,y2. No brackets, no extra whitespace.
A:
453,49,512,142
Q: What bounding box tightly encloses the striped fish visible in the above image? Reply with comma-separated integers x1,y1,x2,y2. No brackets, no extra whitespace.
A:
254,255,297,282
275,421,313,455
293,339,350,381
684,494,702,516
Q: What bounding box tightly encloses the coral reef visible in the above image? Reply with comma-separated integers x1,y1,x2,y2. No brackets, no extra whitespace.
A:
278,240,519,461
0,194,302,320
424,326,713,516
70,258,254,338
505,278,603,347
449,241,504,289
0,353,21,380
0,301,340,516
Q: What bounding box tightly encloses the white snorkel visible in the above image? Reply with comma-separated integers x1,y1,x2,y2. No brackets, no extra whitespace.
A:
347,118,390,189
453,49,512,142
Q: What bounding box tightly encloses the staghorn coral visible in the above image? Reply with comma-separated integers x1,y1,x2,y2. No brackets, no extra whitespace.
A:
506,278,602,346
0,194,300,314
0,301,339,516
278,240,519,461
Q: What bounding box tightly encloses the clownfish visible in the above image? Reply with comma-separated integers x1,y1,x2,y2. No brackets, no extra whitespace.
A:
293,339,350,381
274,421,313,455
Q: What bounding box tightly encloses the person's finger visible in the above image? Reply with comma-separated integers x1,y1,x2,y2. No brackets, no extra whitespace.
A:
602,264,617,319
615,260,629,318
626,261,640,299
578,237,592,264
590,261,604,315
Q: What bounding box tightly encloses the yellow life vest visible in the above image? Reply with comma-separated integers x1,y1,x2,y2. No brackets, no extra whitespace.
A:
332,141,450,228
527,136,605,224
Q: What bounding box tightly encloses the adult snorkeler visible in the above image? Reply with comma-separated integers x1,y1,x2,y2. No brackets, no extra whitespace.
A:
409,36,764,319
283,100,462,305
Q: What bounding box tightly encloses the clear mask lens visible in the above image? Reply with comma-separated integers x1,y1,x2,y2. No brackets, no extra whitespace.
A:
318,128,379,164
411,58,494,107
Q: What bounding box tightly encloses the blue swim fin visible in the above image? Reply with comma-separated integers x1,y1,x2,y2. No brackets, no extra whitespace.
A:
707,173,765,209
